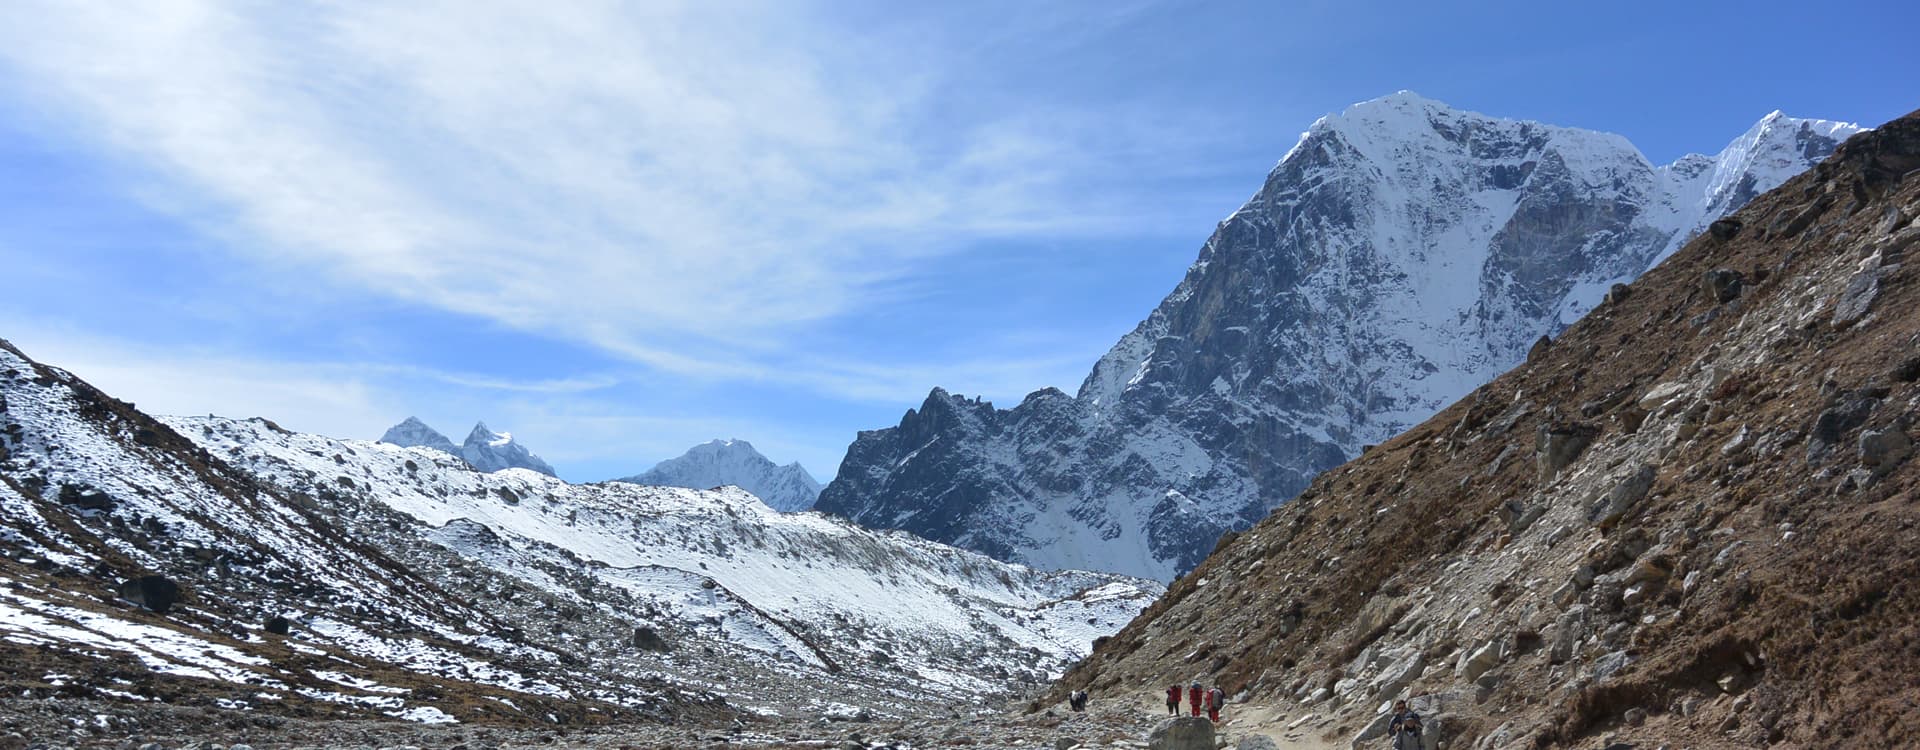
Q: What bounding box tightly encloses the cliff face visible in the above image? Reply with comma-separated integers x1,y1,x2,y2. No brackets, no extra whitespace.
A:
1046,110,1920,749
820,93,1860,581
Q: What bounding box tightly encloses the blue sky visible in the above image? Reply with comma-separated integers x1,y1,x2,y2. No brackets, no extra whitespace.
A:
1,0,1914,482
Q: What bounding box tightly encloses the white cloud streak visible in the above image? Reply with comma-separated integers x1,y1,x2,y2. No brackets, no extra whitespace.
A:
0,1,1197,395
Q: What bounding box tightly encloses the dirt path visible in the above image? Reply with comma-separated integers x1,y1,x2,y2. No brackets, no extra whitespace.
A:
1117,689,1345,750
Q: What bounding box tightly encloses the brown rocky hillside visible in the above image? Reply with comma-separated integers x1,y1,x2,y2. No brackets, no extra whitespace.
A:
1046,108,1920,749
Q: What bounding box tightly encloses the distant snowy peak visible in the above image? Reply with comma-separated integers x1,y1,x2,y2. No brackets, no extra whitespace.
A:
377,417,557,476
622,439,823,512
378,416,458,454
461,421,557,476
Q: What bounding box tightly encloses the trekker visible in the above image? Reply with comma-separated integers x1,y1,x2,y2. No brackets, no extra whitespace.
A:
1165,684,1181,715
1389,700,1422,750
1069,689,1088,712
1207,686,1225,723
1187,682,1203,717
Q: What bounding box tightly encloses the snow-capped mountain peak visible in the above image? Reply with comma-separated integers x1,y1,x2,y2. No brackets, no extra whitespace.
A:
819,93,1865,582
376,417,557,476
620,438,823,512
379,415,458,454
458,421,556,476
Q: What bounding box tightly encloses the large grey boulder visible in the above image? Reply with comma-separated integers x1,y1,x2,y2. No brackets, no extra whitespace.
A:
1148,717,1215,750
1591,464,1657,527
1549,605,1590,665
1374,650,1426,700
1350,710,1396,749
1456,639,1504,682
118,575,180,615
1536,423,1598,481
1859,428,1912,474
1703,269,1745,303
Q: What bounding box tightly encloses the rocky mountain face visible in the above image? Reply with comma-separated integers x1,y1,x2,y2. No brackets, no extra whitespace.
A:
0,338,1159,730
378,417,557,477
818,92,1863,582
620,439,823,512
458,422,557,476
1045,112,1920,749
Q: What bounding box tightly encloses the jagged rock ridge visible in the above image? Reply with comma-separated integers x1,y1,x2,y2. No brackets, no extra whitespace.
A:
818,92,1863,581
1047,110,1920,749
378,417,557,477
619,439,823,512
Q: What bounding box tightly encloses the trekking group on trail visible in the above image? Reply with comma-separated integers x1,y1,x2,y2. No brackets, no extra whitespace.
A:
1164,682,1226,722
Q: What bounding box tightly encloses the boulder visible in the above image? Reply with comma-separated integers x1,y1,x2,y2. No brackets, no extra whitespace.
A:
1349,711,1395,750
118,575,180,615
1859,429,1912,474
1604,283,1633,306
1707,218,1743,240
1832,268,1883,327
1526,335,1552,362
56,484,116,511
264,616,292,636
1235,736,1280,750
632,626,670,652
1703,269,1744,303
1148,717,1215,750
1590,650,1631,682
1637,381,1689,411
1373,650,1425,700
1549,606,1588,664
1808,396,1881,462
1455,640,1502,682
1891,355,1920,383
1591,464,1658,527
1536,423,1599,481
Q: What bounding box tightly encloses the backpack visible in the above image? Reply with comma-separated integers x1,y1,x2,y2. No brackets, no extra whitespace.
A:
1210,688,1226,706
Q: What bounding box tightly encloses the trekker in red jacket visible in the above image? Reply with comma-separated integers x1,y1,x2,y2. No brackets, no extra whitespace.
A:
1165,684,1180,715
1206,686,1225,722
1187,683,1203,716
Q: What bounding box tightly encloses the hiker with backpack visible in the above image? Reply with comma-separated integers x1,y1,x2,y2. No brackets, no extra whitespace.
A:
1165,684,1181,715
1069,689,1088,712
1206,685,1225,722
1187,682,1203,717
1390,699,1422,750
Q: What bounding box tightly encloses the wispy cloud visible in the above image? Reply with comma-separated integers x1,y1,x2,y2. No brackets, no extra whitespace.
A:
0,1,1201,393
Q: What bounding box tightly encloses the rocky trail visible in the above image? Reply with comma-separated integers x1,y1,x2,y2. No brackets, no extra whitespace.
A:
0,688,1368,750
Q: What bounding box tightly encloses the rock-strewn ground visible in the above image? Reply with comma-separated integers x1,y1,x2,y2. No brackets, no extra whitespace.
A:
1048,109,1920,749
0,691,1210,750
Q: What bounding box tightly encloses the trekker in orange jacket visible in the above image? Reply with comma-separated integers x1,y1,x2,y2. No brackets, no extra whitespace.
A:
1187,683,1203,717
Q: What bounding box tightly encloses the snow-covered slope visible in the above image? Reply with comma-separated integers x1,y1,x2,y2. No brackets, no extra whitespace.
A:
170,416,1159,705
818,92,1863,582
378,417,557,477
0,338,1159,721
620,439,823,512
0,339,711,724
